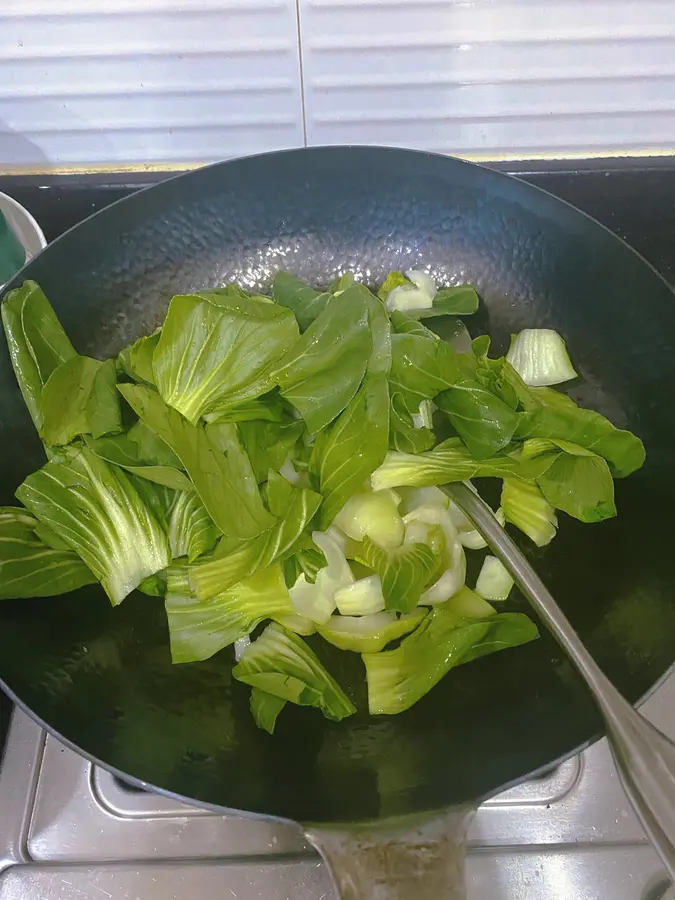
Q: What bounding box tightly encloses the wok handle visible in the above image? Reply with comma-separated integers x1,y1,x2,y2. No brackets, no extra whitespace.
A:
305,807,474,899
444,482,675,881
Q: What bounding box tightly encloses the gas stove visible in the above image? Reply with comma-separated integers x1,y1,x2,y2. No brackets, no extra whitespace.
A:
1,160,675,900
0,677,673,899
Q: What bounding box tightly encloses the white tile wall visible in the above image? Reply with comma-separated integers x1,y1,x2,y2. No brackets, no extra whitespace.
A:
299,0,675,158
1,0,675,171
0,0,305,171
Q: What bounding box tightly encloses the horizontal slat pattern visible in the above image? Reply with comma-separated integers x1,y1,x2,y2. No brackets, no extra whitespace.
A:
300,0,675,158
0,0,304,171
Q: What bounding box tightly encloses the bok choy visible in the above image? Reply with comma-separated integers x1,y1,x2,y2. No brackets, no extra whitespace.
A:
0,269,645,731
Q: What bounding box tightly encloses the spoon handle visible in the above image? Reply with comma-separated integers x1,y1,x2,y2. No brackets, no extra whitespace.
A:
443,481,675,880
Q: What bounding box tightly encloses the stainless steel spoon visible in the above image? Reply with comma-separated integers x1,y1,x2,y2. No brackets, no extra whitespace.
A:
443,481,675,881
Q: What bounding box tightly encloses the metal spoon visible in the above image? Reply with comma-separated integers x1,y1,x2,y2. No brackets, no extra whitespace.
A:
443,481,675,881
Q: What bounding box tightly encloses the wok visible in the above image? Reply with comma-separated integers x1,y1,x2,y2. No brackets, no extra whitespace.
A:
1,146,674,897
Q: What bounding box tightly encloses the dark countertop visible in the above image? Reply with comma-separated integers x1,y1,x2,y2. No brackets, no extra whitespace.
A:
0,158,673,747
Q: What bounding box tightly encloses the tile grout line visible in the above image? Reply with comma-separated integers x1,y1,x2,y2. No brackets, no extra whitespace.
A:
294,0,308,146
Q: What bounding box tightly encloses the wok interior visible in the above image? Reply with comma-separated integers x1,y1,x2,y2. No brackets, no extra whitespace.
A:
0,147,674,824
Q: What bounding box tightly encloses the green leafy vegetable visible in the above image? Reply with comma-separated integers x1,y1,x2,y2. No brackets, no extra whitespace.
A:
420,285,480,318
310,373,389,529
501,478,558,546
165,563,294,663
272,272,329,331
238,417,304,483
1,280,76,433
435,378,520,459
371,438,556,491
39,356,121,445
232,622,356,722
537,448,617,523
0,506,96,598
358,534,439,613
168,491,219,562
250,688,287,734
119,385,275,540
0,270,647,732
117,331,160,386
189,481,321,600
363,603,538,715
153,289,298,423
276,287,372,432
16,448,169,604
516,402,645,478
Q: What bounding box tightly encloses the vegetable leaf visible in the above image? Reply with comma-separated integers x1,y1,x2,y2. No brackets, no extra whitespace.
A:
117,331,160,386
168,490,219,562
358,534,439,613
272,272,329,331
276,287,372,433
363,603,538,715
165,563,294,663
189,482,321,600
1,280,76,433
153,289,298,423
232,622,356,722
238,417,304,483
536,450,616,522
371,438,557,491
87,425,193,492
416,285,479,318
435,378,520,460
516,403,645,478
501,478,558,546
310,372,390,529
40,356,122,445
250,688,287,734
16,447,169,605
0,506,96,598
119,385,275,540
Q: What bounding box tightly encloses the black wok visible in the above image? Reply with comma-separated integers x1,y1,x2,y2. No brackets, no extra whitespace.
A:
1,147,674,894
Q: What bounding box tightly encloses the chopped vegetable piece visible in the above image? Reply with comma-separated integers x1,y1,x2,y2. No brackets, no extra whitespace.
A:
310,372,390,529
506,328,577,387
363,604,538,715
475,556,514,601
289,530,353,624
233,622,356,722
276,287,372,433
165,563,293,663
357,535,439,613
153,289,298,423
402,503,466,606
0,506,96,598
334,574,386,616
501,478,558,547
1,280,77,434
189,482,321,600
333,489,404,549
16,448,169,605
250,688,287,734
119,385,275,540
318,609,427,653
371,438,557,491
168,491,219,562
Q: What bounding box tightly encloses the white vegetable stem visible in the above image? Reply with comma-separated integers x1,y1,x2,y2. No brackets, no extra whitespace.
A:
475,555,514,601
506,328,577,387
